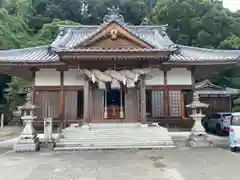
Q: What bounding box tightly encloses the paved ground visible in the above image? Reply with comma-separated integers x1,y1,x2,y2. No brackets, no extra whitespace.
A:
0,126,23,141
1,147,240,180
0,150,185,180
0,129,238,180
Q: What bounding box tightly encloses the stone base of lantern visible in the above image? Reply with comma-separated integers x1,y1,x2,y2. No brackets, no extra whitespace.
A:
14,137,40,152
186,134,213,148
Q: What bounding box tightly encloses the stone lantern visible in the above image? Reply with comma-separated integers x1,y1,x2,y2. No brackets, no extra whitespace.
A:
185,91,212,147
14,88,40,152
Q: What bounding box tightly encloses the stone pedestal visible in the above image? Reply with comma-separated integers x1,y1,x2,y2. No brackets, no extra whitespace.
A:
14,116,40,152
14,138,40,152
13,88,40,152
190,114,206,136
185,91,212,148
186,134,213,148
186,114,213,147
44,118,53,142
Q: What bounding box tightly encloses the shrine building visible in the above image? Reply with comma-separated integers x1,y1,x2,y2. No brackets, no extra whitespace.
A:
0,9,240,130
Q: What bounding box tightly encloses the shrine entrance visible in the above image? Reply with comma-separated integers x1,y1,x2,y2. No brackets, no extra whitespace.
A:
104,89,125,120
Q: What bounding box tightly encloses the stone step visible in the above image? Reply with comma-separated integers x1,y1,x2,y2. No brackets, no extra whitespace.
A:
58,139,172,144
63,131,167,136
85,123,142,129
55,125,174,151
54,144,175,151
59,136,172,141
63,128,167,133
56,140,174,146
62,133,169,137
59,138,172,141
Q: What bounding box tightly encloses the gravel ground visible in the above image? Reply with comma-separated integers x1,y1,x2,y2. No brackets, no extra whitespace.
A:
0,147,240,180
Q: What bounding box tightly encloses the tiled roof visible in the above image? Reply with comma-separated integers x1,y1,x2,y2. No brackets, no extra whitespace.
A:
195,79,240,95
170,45,240,62
0,7,239,65
51,25,174,50
195,79,223,89
0,44,239,64
0,46,59,63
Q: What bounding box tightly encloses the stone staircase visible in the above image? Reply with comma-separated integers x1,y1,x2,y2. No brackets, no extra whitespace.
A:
54,123,175,151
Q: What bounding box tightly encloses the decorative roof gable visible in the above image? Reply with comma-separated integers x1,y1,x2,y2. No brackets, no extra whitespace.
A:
75,21,154,49
50,7,175,51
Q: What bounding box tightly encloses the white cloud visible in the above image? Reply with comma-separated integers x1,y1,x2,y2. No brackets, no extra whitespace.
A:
223,0,240,12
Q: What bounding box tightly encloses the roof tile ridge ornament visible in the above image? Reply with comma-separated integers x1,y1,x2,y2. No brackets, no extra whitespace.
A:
168,44,181,54
52,29,73,49
161,24,168,36
102,6,126,26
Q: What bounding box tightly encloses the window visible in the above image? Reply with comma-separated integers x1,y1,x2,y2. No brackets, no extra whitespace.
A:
169,90,181,117
231,115,240,126
151,90,164,117
145,90,164,117
211,114,221,119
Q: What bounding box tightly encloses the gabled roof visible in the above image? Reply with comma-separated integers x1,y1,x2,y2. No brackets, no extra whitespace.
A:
195,79,224,90
50,8,175,52
195,79,240,95
50,24,174,51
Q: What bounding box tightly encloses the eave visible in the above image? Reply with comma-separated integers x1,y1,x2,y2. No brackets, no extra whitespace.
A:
55,48,170,61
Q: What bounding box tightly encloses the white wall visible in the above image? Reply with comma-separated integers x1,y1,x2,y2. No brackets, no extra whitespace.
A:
35,69,60,86
64,69,85,86
167,68,192,85
145,68,164,85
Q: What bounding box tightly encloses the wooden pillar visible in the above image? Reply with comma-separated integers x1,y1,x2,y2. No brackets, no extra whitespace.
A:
189,66,196,92
56,66,67,129
104,90,108,119
31,69,36,104
120,87,124,119
83,79,89,124
88,83,93,123
163,70,169,118
140,77,146,123
60,71,65,128
28,67,39,104
136,87,141,121
180,92,185,120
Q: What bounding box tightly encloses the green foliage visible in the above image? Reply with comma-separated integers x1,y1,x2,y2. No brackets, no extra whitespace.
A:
149,0,240,48
219,35,240,49
233,98,240,112
4,76,29,122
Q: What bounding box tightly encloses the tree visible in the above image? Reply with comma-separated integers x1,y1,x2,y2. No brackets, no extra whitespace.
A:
219,35,240,49
148,0,240,48
4,77,30,124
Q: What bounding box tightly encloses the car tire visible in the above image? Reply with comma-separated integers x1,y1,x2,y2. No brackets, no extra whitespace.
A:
216,124,222,135
230,147,237,152
204,122,209,131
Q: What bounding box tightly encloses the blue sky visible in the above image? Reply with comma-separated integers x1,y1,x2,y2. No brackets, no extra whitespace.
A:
223,0,240,12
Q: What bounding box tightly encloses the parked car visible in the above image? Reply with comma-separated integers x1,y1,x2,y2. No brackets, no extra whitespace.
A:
229,112,240,152
202,112,232,134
